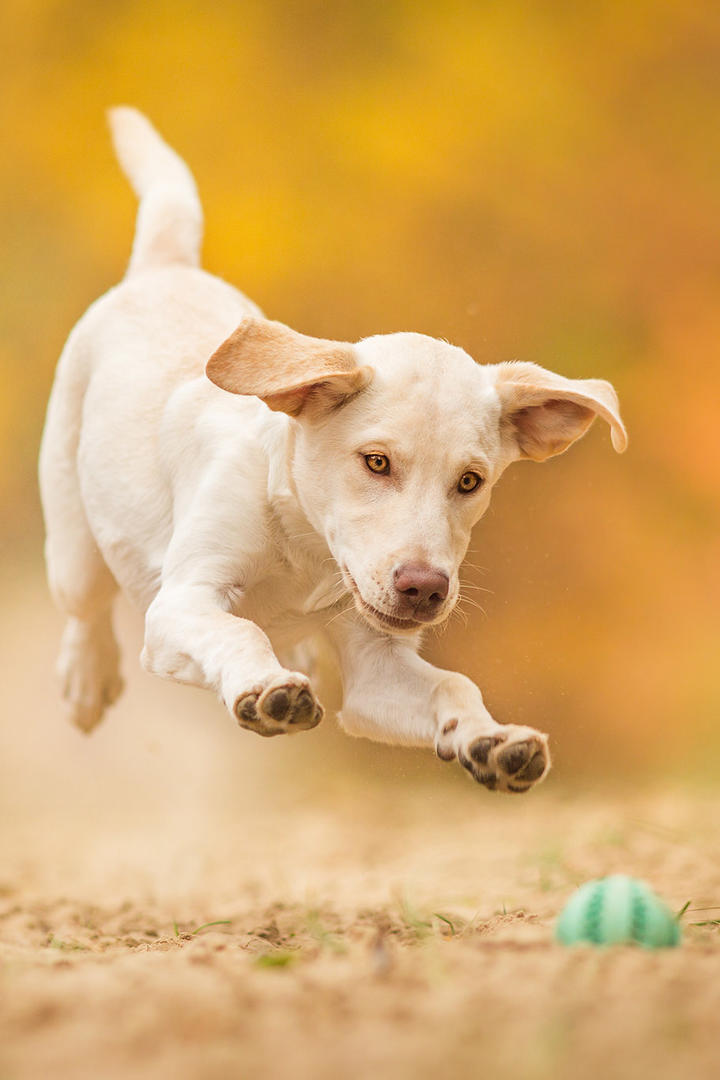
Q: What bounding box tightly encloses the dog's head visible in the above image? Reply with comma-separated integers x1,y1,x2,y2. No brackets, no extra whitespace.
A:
207,319,627,634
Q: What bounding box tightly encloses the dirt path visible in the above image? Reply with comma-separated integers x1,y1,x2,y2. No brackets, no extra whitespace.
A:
2,786,720,1080
2,582,720,1079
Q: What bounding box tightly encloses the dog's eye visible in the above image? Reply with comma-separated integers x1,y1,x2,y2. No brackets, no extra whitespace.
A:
364,453,390,475
457,471,484,494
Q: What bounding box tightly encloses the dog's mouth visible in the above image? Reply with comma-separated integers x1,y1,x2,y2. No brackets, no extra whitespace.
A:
345,574,421,634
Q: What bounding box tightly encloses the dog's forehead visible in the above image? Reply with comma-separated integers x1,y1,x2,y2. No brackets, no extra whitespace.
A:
354,332,499,441
358,331,477,377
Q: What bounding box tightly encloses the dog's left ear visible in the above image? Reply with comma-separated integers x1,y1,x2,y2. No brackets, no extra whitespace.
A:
494,361,628,461
206,318,372,417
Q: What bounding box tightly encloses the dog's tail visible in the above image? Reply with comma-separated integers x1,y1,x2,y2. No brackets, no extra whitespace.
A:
108,106,203,276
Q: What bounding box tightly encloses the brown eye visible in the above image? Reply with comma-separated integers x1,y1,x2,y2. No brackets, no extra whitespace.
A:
365,453,390,475
458,471,483,494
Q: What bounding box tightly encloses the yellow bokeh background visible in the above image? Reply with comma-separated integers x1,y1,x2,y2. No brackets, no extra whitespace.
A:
2,0,719,776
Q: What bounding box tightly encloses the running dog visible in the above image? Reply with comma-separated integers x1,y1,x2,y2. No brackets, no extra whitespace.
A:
39,108,627,793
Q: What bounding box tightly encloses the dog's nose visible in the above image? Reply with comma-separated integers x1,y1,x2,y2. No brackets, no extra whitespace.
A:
393,563,449,619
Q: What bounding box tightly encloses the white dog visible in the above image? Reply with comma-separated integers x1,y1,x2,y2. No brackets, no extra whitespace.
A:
39,108,627,794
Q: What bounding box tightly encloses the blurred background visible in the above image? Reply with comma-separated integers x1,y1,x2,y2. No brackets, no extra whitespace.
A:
1,0,719,828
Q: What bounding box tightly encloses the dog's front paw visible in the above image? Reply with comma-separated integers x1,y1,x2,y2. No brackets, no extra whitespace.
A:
233,673,324,737
436,720,550,793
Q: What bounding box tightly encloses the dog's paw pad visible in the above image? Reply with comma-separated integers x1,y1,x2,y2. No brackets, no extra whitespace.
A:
435,718,459,761
264,688,291,722
291,688,317,725
517,748,548,783
496,740,532,774
458,750,497,789
448,724,550,794
234,678,323,737
235,691,261,725
495,734,549,792
469,734,504,766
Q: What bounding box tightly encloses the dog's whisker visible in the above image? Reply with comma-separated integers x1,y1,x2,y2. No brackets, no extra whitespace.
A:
457,597,487,618
459,596,491,611
323,600,355,630
458,592,486,609
462,560,490,575
445,606,468,630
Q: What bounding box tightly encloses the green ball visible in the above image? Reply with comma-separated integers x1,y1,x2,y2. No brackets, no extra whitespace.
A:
555,875,681,948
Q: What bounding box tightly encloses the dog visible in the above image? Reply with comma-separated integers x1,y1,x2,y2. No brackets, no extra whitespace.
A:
39,108,627,794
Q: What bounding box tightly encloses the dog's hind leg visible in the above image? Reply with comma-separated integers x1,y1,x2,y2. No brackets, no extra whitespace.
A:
54,609,123,734
39,332,123,733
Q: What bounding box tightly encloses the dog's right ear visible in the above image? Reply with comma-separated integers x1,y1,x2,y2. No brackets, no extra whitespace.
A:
206,318,372,417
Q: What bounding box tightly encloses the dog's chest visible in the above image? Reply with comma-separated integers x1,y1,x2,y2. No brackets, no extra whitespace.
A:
233,558,345,650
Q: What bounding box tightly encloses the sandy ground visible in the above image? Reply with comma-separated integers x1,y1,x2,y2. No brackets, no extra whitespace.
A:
2,576,720,1080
